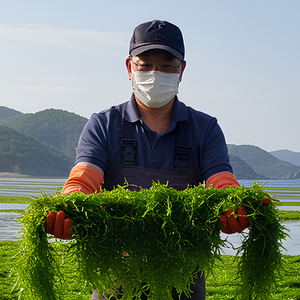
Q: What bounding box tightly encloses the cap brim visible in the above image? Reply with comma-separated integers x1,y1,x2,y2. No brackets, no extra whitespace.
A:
130,44,184,61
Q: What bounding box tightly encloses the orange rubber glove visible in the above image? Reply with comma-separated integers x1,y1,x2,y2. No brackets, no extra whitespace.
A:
220,198,270,234
206,172,250,233
61,163,104,195
45,211,73,239
49,163,104,239
220,206,250,234
206,171,240,189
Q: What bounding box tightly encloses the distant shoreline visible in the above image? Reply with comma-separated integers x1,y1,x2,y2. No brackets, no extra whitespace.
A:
0,172,31,178
0,173,67,179
0,172,299,181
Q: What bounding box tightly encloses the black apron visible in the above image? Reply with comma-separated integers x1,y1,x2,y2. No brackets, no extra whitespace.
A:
101,105,206,300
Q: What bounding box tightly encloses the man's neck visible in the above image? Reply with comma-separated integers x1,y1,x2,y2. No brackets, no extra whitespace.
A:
135,97,174,135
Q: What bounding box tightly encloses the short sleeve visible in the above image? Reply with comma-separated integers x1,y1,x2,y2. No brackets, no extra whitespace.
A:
200,118,232,181
75,113,110,172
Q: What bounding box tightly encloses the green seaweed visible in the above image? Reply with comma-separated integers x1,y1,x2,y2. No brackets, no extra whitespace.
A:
13,182,288,300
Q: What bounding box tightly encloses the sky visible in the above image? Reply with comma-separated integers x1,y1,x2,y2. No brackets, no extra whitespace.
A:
0,0,299,152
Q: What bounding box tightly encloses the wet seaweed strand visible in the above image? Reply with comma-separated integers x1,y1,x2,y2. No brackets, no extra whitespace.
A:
13,182,288,300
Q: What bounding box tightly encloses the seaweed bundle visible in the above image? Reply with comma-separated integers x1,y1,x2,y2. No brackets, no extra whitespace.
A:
13,182,287,300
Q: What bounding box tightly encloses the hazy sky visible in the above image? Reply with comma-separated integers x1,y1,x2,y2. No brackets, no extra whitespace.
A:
0,1,299,152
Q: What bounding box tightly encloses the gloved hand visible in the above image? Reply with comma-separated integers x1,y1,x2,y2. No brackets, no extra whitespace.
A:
45,211,73,239
220,206,250,234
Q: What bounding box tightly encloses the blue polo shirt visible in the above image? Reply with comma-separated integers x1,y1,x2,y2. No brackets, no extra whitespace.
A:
75,94,232,184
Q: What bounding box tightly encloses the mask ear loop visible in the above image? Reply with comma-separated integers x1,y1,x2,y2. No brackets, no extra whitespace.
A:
178,61,184,83
130,62,140,94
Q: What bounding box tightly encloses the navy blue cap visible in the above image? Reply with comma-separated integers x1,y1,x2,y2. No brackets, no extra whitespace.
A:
129,20,185,61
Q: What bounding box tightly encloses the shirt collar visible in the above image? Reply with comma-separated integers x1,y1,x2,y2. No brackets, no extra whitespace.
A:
124,94,189,128
170,96,189,125
124,94,142,123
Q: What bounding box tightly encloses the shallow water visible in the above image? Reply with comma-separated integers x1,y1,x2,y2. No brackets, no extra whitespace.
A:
239,180,300,188
239,180,300,202
0,212,22,241
221,221,300,256
0,178,299,200
0,203,29,210
0,177,66,197
278,206,300,211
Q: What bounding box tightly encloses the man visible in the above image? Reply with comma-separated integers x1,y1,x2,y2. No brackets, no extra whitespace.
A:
47,20,248,299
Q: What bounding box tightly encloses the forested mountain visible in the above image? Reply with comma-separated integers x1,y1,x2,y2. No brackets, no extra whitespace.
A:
229,155,269,180
228,144,300,179
269,149,300,167
0,125,73,177
0,106,23,121
0,109,88,161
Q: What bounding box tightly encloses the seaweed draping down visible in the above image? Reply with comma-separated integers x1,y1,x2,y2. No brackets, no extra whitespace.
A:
13,182,288,300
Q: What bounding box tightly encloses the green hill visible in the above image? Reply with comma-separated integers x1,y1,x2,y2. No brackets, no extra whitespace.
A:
227,144,300,179
0,125,73,177
0,109,88,161
0,106,23,121
229,154,269,180
269,149,300,167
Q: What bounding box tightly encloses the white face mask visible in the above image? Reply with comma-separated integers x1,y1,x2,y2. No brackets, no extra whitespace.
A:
131,70,181,108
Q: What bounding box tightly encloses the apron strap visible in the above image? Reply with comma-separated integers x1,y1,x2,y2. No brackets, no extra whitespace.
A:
121,120,136,163
116,102,136,164
174,121,191,173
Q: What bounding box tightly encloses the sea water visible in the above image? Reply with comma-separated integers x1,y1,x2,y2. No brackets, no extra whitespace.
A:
0,177,67,197
1,178,299,198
